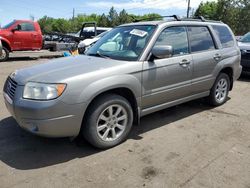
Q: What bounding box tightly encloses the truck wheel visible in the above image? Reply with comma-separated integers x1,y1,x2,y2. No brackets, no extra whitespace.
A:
82,94,133,149
0,47,9,62
208,73,230,106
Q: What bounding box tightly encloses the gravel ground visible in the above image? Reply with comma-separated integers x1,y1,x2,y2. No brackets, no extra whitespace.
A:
0,57,250,188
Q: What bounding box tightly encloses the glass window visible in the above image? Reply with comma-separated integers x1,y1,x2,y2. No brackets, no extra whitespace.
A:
212,25,234,48
239,32,250,43
154,27,189,56
19,22,35,31
87,25,156,61
188,26,215,53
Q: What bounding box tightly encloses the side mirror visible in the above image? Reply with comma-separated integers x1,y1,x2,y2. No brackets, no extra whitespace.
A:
151,45,173,59
11,24,21,32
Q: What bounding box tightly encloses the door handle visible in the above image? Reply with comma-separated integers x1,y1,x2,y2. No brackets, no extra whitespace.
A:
179,59,191,67
214,53,221,61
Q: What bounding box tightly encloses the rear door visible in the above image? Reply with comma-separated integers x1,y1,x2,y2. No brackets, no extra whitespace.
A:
142,26,193,110
187,26,219,94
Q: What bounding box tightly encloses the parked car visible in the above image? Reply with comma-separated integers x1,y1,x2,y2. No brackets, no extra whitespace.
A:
238,32,250,72
0,20,43,61
235,36,242,41
3,18,242,149
78,30,111,54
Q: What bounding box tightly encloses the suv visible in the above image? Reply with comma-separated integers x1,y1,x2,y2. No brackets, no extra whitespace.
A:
3,18,242,148
238,32,250,72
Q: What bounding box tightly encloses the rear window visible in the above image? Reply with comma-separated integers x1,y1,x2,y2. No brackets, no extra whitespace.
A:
188,26,215,53
212,25,234,48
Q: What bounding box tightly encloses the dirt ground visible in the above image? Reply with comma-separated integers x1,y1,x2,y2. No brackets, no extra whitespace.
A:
0,57,250,188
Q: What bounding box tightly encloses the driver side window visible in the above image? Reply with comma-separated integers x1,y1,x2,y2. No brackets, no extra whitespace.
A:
15,22,35,32
155,26,189,56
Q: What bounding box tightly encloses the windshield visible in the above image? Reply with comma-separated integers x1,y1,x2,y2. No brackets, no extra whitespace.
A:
86,25,156,61
240,32,250,42
2,21,15,29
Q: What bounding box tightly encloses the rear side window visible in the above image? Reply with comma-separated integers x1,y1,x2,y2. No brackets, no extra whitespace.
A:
155,26,189,56
19,22,35,31
212,25,234,48
188,26,215,53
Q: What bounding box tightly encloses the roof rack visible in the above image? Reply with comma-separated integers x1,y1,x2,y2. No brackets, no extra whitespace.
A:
180,16,222,23
133,14,222,23
133,15,181,22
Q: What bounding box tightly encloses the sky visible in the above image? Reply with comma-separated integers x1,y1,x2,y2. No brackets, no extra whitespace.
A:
0,0,207,26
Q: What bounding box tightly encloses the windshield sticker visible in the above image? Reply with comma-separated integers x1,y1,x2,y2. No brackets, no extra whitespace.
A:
130,29,148,37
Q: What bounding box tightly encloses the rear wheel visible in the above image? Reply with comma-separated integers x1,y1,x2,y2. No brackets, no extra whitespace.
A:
82,94,133,149
0,47,9,62
208,73,230,106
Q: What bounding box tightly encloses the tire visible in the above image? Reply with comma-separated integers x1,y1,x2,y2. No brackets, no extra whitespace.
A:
208,73,230,106
0,47,9,62
82,94,133,149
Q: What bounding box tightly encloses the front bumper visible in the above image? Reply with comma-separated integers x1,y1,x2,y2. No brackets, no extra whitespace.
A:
3,84,86,137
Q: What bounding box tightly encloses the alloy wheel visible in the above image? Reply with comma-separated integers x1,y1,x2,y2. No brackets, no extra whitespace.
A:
96,104,128,142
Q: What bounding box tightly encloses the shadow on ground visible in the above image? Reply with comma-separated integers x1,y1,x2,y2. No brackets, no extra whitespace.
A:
7,57,40,61
238,72,250,82
0,99,213,170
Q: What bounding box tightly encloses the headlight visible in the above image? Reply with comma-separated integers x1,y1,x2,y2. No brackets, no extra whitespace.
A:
23,82,66,100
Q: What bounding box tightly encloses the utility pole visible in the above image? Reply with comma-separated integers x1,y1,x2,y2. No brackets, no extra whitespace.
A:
72,8,75,20
187,0,191,18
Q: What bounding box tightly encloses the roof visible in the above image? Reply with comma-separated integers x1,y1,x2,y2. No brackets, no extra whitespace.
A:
14,20,37,23
119,18,223,27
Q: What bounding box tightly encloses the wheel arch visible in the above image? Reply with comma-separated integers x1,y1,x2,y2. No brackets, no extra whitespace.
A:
1,38,12,52
82,87,140,128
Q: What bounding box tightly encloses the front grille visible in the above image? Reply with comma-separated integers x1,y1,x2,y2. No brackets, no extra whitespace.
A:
3,77,17,100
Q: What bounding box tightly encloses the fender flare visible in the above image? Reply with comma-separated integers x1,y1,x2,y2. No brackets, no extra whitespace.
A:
78,74,142,105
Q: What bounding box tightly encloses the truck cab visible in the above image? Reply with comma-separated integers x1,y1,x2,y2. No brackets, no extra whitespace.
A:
0,20,43,61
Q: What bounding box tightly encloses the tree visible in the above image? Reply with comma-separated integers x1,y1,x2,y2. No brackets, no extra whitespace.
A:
118,9,132,25
98,14,109,27
194,0,250,34
194,1,218,19
107,7,119,27
37,7,163,34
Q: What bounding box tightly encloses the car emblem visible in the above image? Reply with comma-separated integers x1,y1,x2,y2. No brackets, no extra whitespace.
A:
10,71,17,79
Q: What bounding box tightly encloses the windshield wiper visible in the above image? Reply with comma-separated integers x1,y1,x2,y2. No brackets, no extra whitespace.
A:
88,51,110,59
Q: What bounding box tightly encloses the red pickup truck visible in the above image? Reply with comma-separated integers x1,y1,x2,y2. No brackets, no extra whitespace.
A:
0,20,43,61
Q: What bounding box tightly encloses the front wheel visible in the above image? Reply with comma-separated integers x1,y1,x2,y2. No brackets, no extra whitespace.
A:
0,47,9,62
82,94,133,149
208,73,230,106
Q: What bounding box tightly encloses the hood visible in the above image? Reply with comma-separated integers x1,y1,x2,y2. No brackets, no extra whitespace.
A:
238,41,250,50
13,55,127,85
0,29,10,38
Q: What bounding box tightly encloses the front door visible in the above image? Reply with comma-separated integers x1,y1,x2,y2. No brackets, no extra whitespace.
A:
12,22,37,50
142,26,193,110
